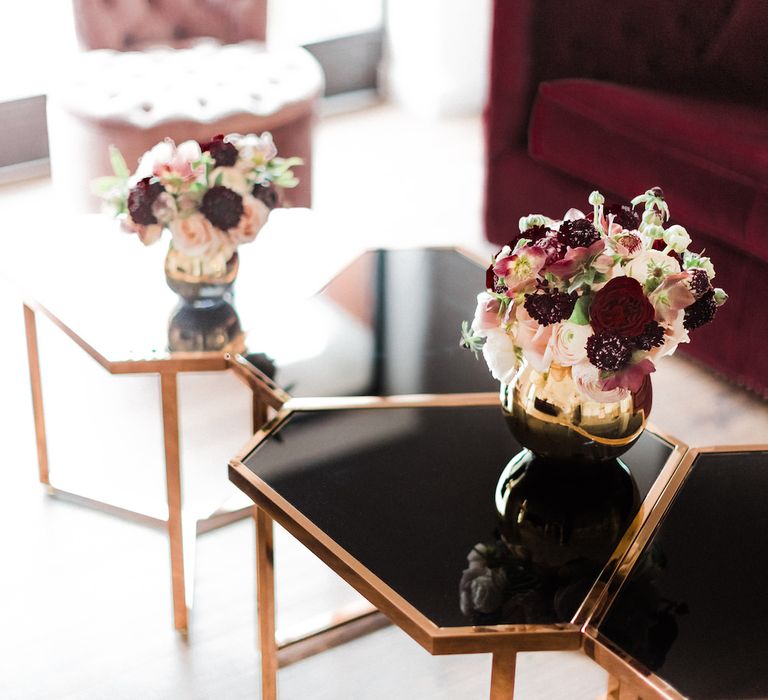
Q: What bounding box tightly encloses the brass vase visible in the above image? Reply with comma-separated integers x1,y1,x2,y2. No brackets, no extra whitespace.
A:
500,361,650,462
164,246,239,307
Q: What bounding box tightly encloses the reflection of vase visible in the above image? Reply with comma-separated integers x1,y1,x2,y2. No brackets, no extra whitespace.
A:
460,454,640,625
164,246,239,307
167,299,244,352
496,452,640,565
501,361,650,462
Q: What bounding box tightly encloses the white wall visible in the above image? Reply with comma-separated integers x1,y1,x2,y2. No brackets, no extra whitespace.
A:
382,0,492,118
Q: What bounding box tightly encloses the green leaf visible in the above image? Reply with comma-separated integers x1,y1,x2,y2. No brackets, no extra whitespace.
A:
568,294,591,325
91,175,123,196
459,321,485,358
214,172,224,186
108,145,130,179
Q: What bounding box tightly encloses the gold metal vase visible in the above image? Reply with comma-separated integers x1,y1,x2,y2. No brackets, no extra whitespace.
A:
165,246,239,307
500,361,650,462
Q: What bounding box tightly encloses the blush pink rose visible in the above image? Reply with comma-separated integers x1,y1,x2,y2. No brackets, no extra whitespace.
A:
471,292,502,336
228,195,270,245
169,213,221,259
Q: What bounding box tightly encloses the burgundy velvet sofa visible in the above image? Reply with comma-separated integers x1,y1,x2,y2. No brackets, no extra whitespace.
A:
484,0,768,397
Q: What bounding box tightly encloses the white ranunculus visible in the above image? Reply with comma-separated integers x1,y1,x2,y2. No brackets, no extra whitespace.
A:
550,322,591,367
481,328,519,384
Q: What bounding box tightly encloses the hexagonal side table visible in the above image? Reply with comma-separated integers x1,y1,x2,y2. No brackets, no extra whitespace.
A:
229,397,686,699
583,445,768,700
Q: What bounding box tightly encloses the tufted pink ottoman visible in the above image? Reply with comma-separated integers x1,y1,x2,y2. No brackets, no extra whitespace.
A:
48,39,323,213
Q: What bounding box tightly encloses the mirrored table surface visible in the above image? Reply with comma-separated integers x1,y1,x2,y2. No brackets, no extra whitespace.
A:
591,448,768,700
232,403,682,651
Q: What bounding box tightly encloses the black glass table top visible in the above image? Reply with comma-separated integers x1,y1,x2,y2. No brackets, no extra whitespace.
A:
245,248,498,398
596,449,768,700
240,404,675,631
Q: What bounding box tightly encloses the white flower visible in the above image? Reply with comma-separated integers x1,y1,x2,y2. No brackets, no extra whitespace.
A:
625,250,681,286
663,225,691,253
230,132,278,168
550,322,591,367
481,328,519,384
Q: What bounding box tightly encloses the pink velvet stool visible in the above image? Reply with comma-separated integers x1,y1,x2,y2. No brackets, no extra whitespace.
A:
49,1,323,212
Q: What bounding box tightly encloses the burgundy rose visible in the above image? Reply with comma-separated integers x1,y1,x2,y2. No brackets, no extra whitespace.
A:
590,277,655,337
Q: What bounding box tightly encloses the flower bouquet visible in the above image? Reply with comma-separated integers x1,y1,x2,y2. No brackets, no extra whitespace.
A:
94,132,301,303
462,187,727,460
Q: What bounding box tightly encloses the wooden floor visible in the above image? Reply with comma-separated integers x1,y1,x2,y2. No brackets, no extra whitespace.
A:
1,103,766,699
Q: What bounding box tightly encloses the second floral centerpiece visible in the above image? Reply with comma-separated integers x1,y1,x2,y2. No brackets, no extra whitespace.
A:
462,187,727,461
95,132,301,306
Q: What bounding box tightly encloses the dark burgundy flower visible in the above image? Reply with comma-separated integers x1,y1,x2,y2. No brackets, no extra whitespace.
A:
590,276,655,337
200,134,238,167
252,183,279,209
532,235,566,266
684,290,717,330
632,321,665,351
632,373,653,417
200,185,244,230
604,202,641,231
127,177,165,225
524,289,577,326
558,219,600,249
687,268,711,299
586,331,633,371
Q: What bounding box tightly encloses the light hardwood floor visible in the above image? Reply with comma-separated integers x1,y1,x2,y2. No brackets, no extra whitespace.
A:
1,103,766,699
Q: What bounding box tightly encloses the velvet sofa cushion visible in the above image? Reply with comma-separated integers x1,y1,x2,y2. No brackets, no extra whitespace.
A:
528,79,768,263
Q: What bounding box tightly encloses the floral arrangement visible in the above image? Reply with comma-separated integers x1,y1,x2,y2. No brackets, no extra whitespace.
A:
462,188,727,401
94,132,301,270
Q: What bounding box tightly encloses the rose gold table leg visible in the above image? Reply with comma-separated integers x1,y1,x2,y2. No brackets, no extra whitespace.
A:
255,506,278,700
490,651,517,700
161,372,190,633
23,304,50,485
605,675,643,700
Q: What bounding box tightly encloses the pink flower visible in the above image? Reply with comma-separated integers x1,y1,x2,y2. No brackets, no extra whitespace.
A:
228,195,270,245
493,246,547,293
649,272,696,323
471,292,503,336
169,213,222,259
601,359,656,392
137,139,205,194
547,239,607,279
611,230,643,258
514,306,553,372
649,310,690,360
122,215,163,246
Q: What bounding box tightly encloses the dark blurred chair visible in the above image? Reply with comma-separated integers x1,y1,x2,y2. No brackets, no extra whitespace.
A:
484,0,768,397
48,0,323,211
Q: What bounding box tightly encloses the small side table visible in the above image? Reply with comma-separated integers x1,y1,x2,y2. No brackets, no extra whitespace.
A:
16,214,319,633
229,398,686,699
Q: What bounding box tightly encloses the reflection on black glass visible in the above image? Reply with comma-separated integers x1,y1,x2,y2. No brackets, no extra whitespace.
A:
461,455,640,625
600,543,688,671
168,299,244,352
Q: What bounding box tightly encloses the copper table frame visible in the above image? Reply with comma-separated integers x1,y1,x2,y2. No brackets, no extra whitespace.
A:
228,393,688,700
580,444,768,700
22,299,284,634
